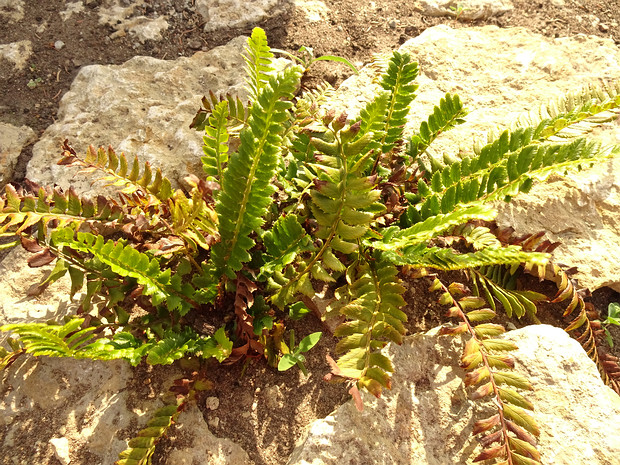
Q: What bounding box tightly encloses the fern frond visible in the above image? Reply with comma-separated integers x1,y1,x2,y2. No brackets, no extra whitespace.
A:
377,203,496,252
432,277,541,465
0,318,151,366
293,81,334,122
270,121,384,307
51,228,197,314
386,245,548,274
408,93,468,161
546,264,620,394
514,80,620,141
190,90,249,133
168,186,218,251
260,214,315,279
243,27,275,102
58,143,173,203
201,100,230,183
469,267,546,320
410,135,616,224
378,51,419,156
115,402,181,465
211,65,303,279
332,253,407,397
352,51,418,172
0,183,124,237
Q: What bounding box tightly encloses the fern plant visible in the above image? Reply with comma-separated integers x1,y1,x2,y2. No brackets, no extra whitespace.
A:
1,27,619,464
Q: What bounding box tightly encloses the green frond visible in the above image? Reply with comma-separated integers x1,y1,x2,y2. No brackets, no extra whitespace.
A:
51,228,197,314
410,135,615,224
352,51,418,171
270,122,384,307
0,318,151,366
190,90,249,133
386,245,548,272
244,27,275,102
433,277,541,465
378,51,419,155
201,100,230,183
408,93,467,161
211,65,303,279
293,81,334,122
333,254,407,397
115,402,181,465
469,267,546,320
513,80,620,141
169,187,218,251
58,144,173,203
259,214,315,278
145,327,232,365
377,203,496,252
0,183,124,237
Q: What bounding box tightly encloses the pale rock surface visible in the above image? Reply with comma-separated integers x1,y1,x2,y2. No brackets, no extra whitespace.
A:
0,355,164,464
165,405,251,465
288,325,620,465
196,0,289,32
0,40,33,72
413,0,513,20
330,25,620,291
0,122,35,188
60,1,86,21
0,247,77,344
49,437,71,465
110,15,170,43
97,0,169,43
26,36,252,196
0,0,24,22
293,0,330,22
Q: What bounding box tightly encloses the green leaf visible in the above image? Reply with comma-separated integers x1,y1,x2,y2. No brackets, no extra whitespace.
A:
297,332,322,353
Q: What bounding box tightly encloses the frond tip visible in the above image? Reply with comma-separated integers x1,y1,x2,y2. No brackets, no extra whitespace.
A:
330,253,407,398
432,277,542,465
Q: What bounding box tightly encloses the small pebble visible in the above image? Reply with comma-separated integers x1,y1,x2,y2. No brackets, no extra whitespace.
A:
49,437,70,465
187,39,202,50
388,19,397,29
54,40,65,50
205,396,219,410
599,23,609,33
207,416,220,429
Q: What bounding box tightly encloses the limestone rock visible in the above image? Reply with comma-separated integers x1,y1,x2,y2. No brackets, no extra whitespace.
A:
413,0,513,20
26,36,251,196
330,25,620,291
109,15,170,43
196,0,289,32
0,122,35,188
293,0,330,22
288,325,620,465
0,40,32,71
0,0,25,22
60,1,85,21
97,0,168,43
1,356,137,464
496,156,620,292
165,406,251,465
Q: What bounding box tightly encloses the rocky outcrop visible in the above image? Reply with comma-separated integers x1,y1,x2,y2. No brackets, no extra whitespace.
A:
0,40,32,72
412,0,513,20
26,36,252,196
0,123,35,189
0,0,24,22
287,325,620,465
196,0,288,32
330,25,620,292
